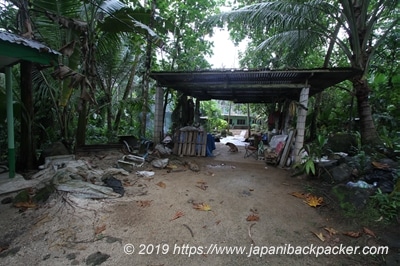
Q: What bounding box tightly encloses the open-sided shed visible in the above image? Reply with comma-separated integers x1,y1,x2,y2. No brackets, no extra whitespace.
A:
0,31,60,178
150,67,361,162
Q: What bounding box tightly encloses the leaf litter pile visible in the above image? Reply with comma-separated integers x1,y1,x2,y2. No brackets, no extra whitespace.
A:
289,191,378,243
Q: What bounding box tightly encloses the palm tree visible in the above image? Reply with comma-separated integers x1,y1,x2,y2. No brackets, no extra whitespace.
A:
29,0,161,146
209,0,399,146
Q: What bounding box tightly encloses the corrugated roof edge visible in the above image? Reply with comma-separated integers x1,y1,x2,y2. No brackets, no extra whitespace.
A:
0,30,61,56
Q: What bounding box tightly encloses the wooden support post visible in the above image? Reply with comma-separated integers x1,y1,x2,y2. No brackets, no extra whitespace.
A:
294,87,310,163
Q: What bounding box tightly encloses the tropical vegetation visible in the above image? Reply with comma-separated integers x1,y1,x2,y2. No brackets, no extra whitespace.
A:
0,0,399,173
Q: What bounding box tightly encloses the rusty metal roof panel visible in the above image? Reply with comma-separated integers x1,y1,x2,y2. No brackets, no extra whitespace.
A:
150,68,361,103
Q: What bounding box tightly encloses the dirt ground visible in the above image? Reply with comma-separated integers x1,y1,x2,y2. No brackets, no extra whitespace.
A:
0,142,394,265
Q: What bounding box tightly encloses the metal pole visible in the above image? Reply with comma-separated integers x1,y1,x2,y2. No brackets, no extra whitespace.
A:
6,66,15,178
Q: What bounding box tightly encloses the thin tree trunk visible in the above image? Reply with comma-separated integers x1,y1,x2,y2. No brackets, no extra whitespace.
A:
76,100,88,147
18,0,35,170
114,56,139,132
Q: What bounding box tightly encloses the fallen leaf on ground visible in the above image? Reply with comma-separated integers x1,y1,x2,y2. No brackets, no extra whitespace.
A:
363,227,377,238
95,224,106,235
372,161,389,169
304,195,324,207
312,231,325,242
343,231,362,238
215,220,221,225
156,181,166,188
196,182,208,190
13,201,37,209
324,227,338,236
166,164,178,169
193,202,212,211
246,214,260,221
136,200,152,208
290,192,309,199
0,245,9,253
170,211,184,221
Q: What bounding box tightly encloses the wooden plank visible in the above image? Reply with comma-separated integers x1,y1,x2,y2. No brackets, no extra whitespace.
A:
188,131,192,155
177,130,183,155
279,129,296,168
201,132,207,156
191,132,196,156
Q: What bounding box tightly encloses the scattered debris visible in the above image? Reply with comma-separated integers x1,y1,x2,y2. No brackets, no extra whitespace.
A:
170,211,184,221
183,224,194,237
246,214,259,222
95,224,106,235
343,231,362,238
248,223,256,244
102,176,125,196
196,181,208,190
136,171,155,177
136,200,152,208
312,231,325,242
156,181,166,189
185,161,200,172
193,202,211,211
363,227,376,238
152,158,169,169
324,227,338,236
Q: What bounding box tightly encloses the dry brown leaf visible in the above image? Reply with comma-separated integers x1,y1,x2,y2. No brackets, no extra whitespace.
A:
363,227,377,238
324,227,339,236
196,184,208,190
372,161,390,170
304,195,324,207
136,200,152,208
156,181,166,188
343,231,362,238
215,220,221,225
246,214,260,221
312,231,325,242
290,192,309,199
14,201,37,209
95,224,106,235
193,203,212,211
170,211,184,221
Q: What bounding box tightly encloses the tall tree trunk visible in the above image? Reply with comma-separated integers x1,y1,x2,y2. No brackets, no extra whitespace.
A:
20,61,36,170
140,0,156,137
353,76,380,145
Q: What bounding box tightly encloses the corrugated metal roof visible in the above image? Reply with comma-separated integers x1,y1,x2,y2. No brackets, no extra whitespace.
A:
150,68,361,103
0,31,60,71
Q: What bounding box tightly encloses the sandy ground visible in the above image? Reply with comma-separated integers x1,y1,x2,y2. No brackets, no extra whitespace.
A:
0,142,388,265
